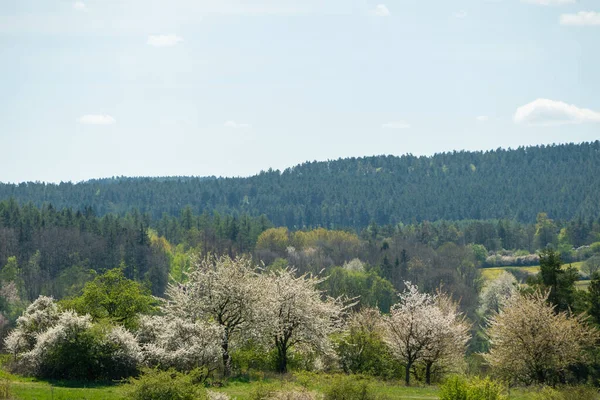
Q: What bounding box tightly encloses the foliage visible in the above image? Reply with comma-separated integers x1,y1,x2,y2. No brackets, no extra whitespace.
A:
440,376,469,400
322,268,395,313
335,308,400,379
529,248,579,312
440,376,506,400
125,368,208,400
61,268,158,329
484,291,597,385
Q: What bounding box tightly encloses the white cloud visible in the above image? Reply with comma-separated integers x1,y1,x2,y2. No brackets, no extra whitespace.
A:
224,121,251,129
78,114,116,125
370,4,391,17
147,34,183,47
560,11,600,26
73,1,86,11
514,99,600,126
476,116,489,122
453,10,468,19
521,0,575,5
382,121,410,129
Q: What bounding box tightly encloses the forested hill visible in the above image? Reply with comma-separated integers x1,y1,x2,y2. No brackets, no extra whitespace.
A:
2,141,600,229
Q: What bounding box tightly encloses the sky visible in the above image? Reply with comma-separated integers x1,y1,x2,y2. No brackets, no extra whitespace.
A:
0,0,599,183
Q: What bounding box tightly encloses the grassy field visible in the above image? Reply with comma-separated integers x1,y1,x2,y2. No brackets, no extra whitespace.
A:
480,261,587,289
0,366,578,400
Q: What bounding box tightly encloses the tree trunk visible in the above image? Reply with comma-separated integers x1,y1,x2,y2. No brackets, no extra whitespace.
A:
405,361,412,386
277,344,288,374
425,362,432,385
222,330,231,377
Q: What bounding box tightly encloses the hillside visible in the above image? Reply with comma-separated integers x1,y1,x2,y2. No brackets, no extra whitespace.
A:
1,141,599,229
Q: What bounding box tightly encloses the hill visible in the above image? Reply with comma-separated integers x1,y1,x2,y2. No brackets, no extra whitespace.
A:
1,141,599,229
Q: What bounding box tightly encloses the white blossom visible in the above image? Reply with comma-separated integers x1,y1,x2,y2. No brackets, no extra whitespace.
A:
163,255,267,375
383,282,469,385
137,315,222,372
5,296,60,355
262,268,349,373
479,272,518,317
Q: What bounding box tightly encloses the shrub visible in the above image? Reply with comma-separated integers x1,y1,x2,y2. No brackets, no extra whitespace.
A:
440,376,469,400
323,375,378,400
137,315,221,372
440,376,506,400
11,307,141,380
4,296,59,356
466,377,506,400
126,368,207,400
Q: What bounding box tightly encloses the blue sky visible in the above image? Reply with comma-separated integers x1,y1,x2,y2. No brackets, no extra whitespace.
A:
1,0,599,183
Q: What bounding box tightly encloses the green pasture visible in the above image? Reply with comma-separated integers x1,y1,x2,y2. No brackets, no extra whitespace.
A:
480,261,587,288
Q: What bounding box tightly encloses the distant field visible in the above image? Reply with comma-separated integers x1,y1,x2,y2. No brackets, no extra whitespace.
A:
480,261,588,289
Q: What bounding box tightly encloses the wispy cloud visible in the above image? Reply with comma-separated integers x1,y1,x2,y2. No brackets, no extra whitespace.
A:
453,10,468,19
476,116,489,122
514,99,600,126
73,1,86,11
560,11,600,26
370,4,391,17
78,115,116,125
224,121,251,129
147,34,184,47
521,0,575,5
382,121,410,129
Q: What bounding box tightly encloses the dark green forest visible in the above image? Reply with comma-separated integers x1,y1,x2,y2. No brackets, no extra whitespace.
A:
2,142,600,229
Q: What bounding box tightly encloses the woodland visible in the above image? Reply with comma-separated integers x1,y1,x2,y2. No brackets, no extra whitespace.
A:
1,143,600,399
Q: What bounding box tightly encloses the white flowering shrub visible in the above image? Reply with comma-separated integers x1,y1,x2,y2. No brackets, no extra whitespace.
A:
6,295,143,380
5,296,60,356
96,324,142,379
20,310,94,379
137,315,222,372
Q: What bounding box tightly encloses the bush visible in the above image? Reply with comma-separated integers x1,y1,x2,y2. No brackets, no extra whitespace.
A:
466,377,506,400
137,315,221,373
14,310,141,380
323,375,379,400
440,376,468,400
126,368,207,400
440,376,506,400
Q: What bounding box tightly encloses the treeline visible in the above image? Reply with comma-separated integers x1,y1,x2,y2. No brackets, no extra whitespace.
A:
3,199,600,313
1,142,600,228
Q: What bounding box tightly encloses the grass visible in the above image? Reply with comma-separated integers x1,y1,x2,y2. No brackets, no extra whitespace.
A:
0,361,125,400
0,361,592,400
